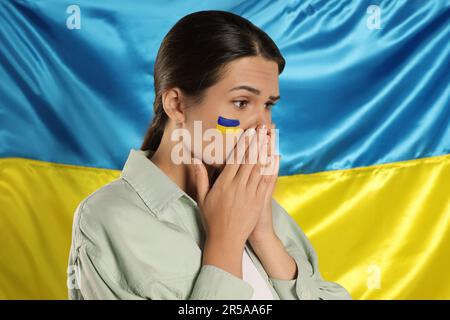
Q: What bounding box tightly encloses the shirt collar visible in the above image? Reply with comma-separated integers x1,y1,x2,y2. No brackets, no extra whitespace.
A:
119,148,198,217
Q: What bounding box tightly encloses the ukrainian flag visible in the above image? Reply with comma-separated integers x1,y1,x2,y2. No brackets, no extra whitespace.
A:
1,0,449,299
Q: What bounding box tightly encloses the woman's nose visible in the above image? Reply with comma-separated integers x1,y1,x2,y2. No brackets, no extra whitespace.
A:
244,107,271,130
256,111,271,129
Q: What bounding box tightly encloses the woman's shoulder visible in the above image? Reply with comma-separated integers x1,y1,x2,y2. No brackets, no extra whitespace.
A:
76,178,150,219
70,178,156,247
70,176,194,248
68,177,203,291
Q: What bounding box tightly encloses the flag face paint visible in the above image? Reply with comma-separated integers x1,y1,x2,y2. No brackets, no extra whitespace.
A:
216,116,241,134
216,124,242,134
218,116,240,127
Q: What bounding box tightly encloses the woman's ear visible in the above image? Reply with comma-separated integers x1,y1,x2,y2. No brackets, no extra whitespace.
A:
162,87,186,125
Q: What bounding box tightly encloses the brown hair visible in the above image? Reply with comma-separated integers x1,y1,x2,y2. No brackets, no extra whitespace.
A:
141,10,285,152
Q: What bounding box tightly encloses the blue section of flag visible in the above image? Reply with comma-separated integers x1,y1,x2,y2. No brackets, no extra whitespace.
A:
0,0,449,175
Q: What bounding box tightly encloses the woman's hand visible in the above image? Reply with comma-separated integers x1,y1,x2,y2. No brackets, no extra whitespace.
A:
244,124,297,282
191,126,269,278
192,127,268,246
248,123,280,243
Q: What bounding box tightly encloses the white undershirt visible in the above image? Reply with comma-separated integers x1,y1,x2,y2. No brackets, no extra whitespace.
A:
242,249,274,300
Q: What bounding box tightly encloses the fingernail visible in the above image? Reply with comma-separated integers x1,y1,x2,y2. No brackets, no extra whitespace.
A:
248,128,256,135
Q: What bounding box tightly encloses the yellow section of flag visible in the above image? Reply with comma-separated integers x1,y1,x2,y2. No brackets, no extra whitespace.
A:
0,157,120,299
1,153,449,299
274,153,450,299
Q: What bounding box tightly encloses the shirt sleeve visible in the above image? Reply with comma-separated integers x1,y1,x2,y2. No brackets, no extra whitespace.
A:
267,199,352,300
68,202,145,300
68,198,255,300
71,243,255,300
69,244,146,300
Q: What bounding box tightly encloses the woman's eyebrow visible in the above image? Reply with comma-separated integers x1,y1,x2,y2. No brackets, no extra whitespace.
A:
229,85,280,101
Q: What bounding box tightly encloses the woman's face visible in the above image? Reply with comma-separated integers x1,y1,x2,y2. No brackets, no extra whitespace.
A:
182,56,280,167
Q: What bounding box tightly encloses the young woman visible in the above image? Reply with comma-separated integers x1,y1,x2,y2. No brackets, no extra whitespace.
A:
68,10,351,300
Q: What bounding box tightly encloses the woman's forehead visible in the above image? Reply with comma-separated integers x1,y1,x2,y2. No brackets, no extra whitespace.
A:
214,57,280,95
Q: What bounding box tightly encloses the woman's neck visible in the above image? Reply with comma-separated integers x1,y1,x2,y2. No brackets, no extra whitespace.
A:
148,131,219,203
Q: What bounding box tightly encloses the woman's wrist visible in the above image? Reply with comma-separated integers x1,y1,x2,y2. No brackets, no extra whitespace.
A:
248,228,277,245
248,232,298,281
202,236,246,278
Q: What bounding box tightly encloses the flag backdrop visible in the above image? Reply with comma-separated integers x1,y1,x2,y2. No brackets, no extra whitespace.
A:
1,0,449,299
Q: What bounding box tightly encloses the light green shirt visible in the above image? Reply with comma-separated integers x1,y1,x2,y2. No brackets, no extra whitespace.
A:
67,148,351,300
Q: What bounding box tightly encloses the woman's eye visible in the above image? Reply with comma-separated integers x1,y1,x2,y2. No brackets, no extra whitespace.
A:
265,102,276,110
233,100,248,109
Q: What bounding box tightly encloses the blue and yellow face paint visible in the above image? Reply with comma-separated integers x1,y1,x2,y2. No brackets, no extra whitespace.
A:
215,116,241,134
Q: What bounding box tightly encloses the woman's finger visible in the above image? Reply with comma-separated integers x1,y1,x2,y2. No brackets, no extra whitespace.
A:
191,158,210,207
257,154,280,199
246,131,268,191
218,127,256,184
235,125,265,185
268,123,276,158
